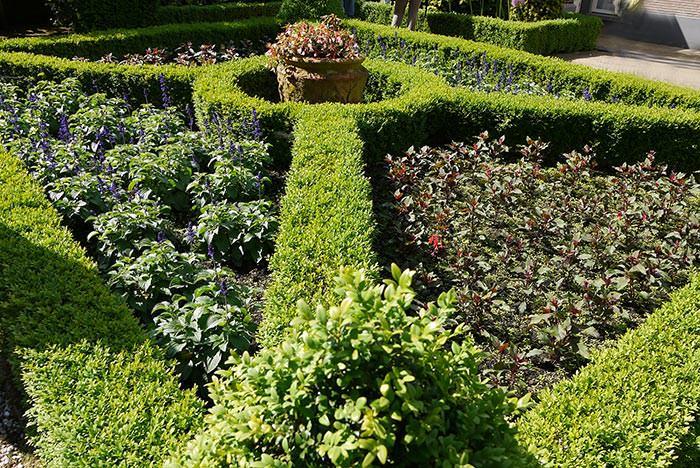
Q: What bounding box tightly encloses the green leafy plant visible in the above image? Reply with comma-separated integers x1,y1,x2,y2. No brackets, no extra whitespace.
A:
153,266,255,385
382,133,700,392
108,239,203,318
88,195,173,263
174,266,522,466
123,105,188,146
187,143,269,208
47,171,121,222
195,200,278,266
127,144,196,213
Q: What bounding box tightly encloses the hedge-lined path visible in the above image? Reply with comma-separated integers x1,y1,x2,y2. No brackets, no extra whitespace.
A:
560,33,700,89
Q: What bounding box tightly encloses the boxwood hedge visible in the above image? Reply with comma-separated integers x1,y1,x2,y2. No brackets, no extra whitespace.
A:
45,0,280,31
347,18,700,112
45,0,159,32
0,18,278,108
258,109,378,347
0,152,203,465
191,55,452,160
153,1,281,26
357,1,603,55
192,55,700,170
518,274,700,466
0,17,279,59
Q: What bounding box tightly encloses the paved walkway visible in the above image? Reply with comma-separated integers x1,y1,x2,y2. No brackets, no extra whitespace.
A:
560,33,700,90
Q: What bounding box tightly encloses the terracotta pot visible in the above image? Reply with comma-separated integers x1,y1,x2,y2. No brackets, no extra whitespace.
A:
275,56,369,104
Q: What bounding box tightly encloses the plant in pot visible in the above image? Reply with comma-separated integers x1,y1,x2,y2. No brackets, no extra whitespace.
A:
267,15,369,104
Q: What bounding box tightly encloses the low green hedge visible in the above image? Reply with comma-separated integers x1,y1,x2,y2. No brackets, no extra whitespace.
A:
45,0,159,32
0,51,196,108
444,90,700,170
0,18,279,107
358,1,602,55
153,1,281,26
0,17,279,59
258,109,378,347
192,55,452,161
0,152,203,465
193,55,700,169
347,18,700,112
518,274,700,466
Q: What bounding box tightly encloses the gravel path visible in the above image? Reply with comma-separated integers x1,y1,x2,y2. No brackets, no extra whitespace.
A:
0,393,28,467
0,361,37,468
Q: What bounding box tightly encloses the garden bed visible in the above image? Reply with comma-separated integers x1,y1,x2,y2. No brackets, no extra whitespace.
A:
372,134,699,394
0,77,286,389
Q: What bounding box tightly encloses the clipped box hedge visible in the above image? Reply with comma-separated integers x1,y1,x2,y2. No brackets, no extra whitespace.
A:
0,18,279,108
0,152,203,465
258,108,379,347
0,17,279,59
518,274,700,466
191,55,452,160
46,0,280,31
46,0,159,32
443,90,700,170
193,55,700,170
153,1,281,25
358,1,602,55
347,18,700,112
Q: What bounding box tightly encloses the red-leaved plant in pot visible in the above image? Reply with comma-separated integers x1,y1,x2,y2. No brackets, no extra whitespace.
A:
267,15,368,104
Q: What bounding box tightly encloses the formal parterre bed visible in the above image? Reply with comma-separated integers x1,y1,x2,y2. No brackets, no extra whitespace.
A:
0,5,699,467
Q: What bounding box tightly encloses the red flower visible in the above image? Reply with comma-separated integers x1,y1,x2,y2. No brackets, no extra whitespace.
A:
428,234,443,253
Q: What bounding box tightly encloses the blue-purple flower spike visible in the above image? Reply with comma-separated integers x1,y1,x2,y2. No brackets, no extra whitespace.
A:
159,74,172,108
251,109,262,140
58,113,72,142
207,243,216,260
